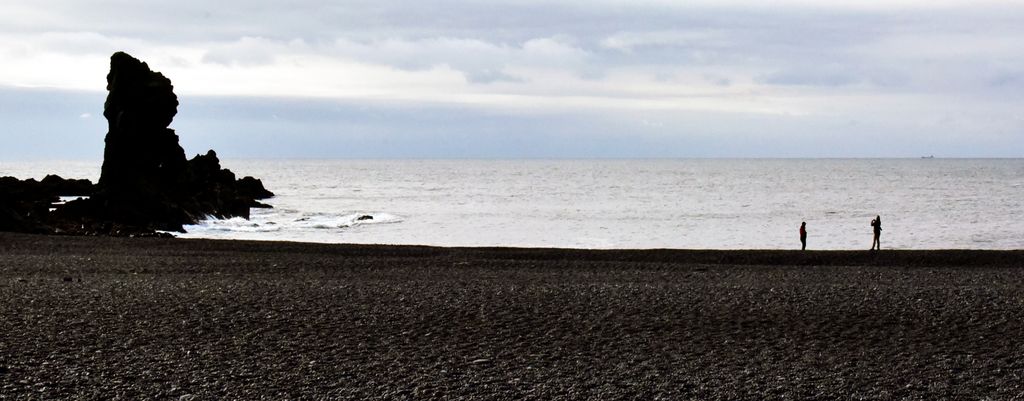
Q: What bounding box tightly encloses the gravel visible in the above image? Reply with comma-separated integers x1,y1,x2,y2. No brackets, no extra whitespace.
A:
2,233,1023,400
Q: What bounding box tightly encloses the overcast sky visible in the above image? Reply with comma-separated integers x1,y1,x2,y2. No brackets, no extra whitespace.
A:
1,0,1022,159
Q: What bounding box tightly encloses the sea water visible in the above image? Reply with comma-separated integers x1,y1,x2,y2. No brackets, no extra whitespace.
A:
3,159,1022,249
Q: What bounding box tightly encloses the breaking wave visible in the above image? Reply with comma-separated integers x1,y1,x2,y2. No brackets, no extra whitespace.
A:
177,207,402,242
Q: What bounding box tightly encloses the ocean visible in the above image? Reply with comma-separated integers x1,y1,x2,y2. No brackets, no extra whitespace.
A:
3,159,1022,250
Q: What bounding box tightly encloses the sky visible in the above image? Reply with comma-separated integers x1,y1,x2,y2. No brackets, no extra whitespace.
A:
1,0,1022,159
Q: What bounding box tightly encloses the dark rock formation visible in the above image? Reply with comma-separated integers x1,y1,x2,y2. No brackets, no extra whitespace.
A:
81,51,274,232
1,51,273,236
99,51,183,192
0,175,94,233
181,150,272,219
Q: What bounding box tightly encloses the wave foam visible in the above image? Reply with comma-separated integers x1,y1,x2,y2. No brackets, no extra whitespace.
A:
180,209,402,238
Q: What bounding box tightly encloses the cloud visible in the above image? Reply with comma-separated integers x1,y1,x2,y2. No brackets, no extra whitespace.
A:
326,36,590,82
601,30,724,52
758,67,862,87
200,36,295,66
1,1,1023,157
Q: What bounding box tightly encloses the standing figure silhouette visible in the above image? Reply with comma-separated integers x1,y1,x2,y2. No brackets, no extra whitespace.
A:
870,215,882,250
799,222,807,250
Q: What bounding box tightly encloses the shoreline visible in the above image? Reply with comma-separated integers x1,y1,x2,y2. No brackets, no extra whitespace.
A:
2,232,1023,399
5,232,1022,268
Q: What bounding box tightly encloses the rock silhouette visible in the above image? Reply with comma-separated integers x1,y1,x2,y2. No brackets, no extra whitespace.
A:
99,51,186,198
0,175,93,233
1,51,273,236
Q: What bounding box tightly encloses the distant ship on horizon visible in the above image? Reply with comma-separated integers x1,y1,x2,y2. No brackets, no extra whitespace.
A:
921,155,935,159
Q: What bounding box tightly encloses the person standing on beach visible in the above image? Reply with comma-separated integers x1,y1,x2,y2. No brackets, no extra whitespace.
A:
870,215,882,250
799,222,807,250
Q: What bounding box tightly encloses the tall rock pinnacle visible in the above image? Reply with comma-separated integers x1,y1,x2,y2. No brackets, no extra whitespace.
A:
99,51,186,193
1,51,274,236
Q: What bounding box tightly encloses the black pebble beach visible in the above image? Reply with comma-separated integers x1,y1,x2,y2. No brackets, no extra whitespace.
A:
2,233,1023,399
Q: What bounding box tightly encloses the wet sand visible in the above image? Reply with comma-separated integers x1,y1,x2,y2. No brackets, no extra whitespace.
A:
2,232,1023,399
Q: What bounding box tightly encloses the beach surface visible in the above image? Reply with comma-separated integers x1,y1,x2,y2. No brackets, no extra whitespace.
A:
2,232,1023,400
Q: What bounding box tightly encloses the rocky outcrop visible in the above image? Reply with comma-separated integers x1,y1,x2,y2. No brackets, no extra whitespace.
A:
99,51,183,192
1,52,273,236
0,175,94,233
182,149,272,220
